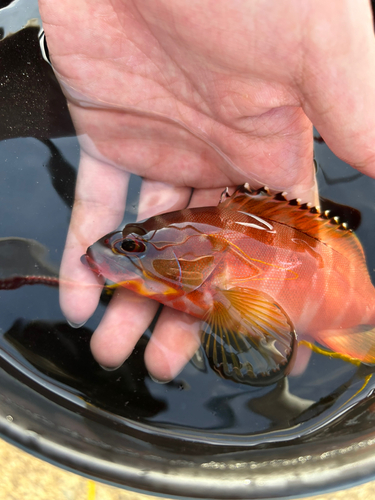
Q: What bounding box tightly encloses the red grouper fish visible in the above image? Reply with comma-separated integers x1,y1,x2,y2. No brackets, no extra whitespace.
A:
84,184,375,385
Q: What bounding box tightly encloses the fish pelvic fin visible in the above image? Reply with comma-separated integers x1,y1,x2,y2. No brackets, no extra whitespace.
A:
201,287,296,385
313,325,375,366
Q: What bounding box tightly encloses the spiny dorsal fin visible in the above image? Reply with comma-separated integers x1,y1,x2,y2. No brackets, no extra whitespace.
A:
219,185,366,271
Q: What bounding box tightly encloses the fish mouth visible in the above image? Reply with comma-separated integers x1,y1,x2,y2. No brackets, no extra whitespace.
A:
81,249,102,276
82,232,144,283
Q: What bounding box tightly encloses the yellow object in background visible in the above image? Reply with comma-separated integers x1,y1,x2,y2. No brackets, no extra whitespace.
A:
88,480,96,500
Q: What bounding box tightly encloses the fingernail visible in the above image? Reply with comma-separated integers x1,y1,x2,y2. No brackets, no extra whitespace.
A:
99,363,123,372
67,319,87,329
148,372,171,384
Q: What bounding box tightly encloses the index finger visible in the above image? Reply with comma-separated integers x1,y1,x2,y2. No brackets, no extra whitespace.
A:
59,151,129,325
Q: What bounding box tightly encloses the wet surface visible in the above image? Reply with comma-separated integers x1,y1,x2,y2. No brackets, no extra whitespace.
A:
1,121,375,442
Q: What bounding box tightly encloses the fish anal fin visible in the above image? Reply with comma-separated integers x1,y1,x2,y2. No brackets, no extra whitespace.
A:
201,287,296,385
315,325,375,365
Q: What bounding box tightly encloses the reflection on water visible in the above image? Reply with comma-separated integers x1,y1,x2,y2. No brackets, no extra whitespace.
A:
2,295,375,446
3,4,375,497
2,309,375,440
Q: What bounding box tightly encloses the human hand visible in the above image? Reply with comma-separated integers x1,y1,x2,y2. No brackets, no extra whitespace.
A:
39,0,375,381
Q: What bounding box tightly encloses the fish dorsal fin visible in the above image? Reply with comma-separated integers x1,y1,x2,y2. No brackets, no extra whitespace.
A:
219,185,366,269
201,287,296,385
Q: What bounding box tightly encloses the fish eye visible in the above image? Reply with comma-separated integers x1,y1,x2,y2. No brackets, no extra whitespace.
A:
113,238,146,254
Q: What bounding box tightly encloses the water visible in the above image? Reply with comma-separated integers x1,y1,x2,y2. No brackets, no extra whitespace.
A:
2,2,375,498
1,126,374,442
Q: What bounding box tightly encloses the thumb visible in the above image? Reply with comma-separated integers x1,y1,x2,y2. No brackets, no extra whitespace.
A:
300,1,375,177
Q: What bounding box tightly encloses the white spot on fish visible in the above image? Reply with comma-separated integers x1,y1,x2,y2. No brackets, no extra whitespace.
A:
235,212,276,233
202,290,214,309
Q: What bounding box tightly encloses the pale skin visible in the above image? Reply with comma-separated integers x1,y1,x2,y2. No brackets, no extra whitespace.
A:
39,0,375,381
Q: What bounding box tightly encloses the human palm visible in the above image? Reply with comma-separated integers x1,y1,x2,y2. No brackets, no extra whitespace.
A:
39,0,375,380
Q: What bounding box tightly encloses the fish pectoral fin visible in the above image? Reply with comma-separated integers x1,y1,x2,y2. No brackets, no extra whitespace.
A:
314,325,375,365
201,287,296,385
